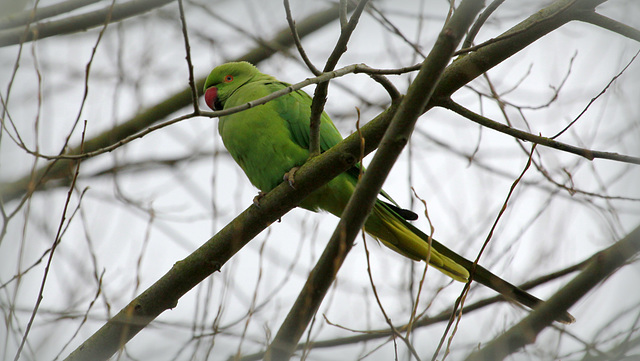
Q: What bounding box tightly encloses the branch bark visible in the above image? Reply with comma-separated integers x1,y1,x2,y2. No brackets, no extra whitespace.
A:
0,0,102,31
262,0,485,359
439,98,640,165
466,224,640,361
308,0,370,157
0,0,175,47
236,257,589,361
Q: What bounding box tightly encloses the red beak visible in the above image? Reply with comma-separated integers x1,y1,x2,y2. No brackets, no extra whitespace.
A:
204,87,221,110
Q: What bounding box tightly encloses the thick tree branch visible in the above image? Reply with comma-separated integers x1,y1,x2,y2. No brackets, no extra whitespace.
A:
0,0,175,47
262,1,484,360
466,224,640,361
63,99,401,361
576,10,640,42
431,0,608,100
236,258,588,361
0,0,101,31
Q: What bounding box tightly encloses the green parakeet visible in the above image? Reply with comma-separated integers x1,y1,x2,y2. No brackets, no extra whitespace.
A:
203,61,573,324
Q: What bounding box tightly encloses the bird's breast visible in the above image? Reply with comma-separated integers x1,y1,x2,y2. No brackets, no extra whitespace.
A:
219,106,309,193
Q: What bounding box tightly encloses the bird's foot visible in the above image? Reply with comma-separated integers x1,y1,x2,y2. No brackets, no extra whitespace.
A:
253,191,266,207
283,167,299,189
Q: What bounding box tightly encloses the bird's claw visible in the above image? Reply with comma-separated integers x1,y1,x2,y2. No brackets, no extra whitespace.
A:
283,167,299,189
253,191,266,207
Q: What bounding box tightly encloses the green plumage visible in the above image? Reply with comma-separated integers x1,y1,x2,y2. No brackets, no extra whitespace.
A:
204,62,574,323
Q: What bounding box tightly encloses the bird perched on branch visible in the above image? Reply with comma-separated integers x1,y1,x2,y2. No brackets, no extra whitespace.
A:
203,61,574,324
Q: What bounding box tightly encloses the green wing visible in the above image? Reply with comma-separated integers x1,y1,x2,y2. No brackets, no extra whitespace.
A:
263,81,344,152
265,80,417,220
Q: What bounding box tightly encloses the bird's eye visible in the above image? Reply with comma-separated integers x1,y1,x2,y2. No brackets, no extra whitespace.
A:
224,75,233,82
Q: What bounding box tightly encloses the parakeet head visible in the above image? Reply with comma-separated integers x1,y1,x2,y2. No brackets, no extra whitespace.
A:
203,62,262,111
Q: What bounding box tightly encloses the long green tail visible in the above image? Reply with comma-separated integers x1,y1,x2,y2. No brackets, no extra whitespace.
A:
364,201,575,324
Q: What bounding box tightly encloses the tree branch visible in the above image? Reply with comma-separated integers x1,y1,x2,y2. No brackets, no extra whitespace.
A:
308,0,370,157
439,98,640,165
575,9,640,42
432,0,608,99
62,99,402,361
466,224,640,361
0,0,101,31
461,0,506,49
0,0,175,47
283,0,322,76
0,4,345,203
262,1,484,359
236,257,589,361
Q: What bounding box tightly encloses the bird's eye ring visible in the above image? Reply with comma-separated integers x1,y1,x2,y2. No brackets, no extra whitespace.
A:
224,75,233,82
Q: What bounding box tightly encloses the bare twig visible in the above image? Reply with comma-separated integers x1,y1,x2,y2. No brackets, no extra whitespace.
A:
263,1,484,359
466,224,640,361
308,0,371,157
362,235,414,360
0,5,346,204
283,0,321,75
177,0,199,113
60,0,117,161
551,48,640,139
462,0,506,48
14,121,87,361
53,269,105,361
1,0,41,149
406,188,436,340
367,3,427,58
439,98,640,165
435,144,537,361
236,258,588,361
